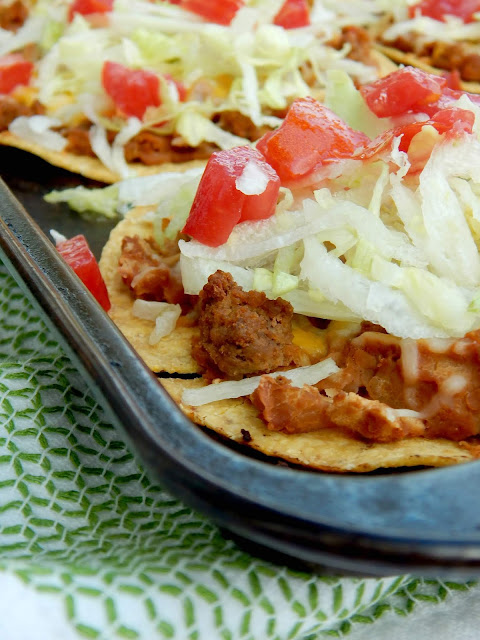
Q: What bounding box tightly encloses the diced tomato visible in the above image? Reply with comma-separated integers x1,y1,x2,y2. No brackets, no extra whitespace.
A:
443,69,463,90
360,67,447,118
408,0,480,23
181,0,244,25
0,54,33,95
183,147,280,247
68,0,113,22
440,86,480,106
56,235,111,311
273,0,310,29
361,66,480,119
256,97,369,185
102,61,161,120
359,107,474,172
414,85,480,117
432,107,475,134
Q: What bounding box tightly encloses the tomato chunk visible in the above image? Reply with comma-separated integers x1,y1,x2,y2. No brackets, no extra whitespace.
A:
273,0,310,29
360,67,447,118
68,0,113,21
443,69,463,90
181,0,244,25
408,0,480,23
0,54,33,95
256,97,369,185
431,107,475,134
359,107,474,172
183,147,280,247
102,61,161,120
56,235,111,311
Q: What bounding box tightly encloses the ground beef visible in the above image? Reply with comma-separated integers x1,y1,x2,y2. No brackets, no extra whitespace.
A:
192,271,304,380
0,96,44,131
251,376,425,442
328,26,373,63
214,111,272,142
61,123,97,157
124,131,216,165
251,326,480,442
382,32,480,83
60,125,216,164
118,235,189,308
0,1,28,31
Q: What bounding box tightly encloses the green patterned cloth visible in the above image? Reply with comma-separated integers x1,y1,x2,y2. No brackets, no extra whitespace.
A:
0,258,477,640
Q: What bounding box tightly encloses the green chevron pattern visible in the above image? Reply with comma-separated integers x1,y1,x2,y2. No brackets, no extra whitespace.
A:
0,261,475,639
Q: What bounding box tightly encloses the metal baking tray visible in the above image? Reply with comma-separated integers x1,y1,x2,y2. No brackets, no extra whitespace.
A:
2,146,480,578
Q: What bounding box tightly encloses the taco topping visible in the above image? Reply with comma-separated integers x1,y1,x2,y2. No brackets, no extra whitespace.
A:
0,94,43,130
0,1,29,32
0,0,389,179
191,270,305,380
0,53,33,95
183,146,280,246
273,0,310,30
251,376,426,441
68,0,114,22
118,235,189,309
408,0,480,24
251,324,480,442
169,67,480,444
379,0,480,83
256,97,370,185
181,0,244,26
55,233,111,311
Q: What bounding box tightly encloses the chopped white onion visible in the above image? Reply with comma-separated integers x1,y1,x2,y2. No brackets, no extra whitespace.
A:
181,358,340,406
132,299,174,321
236,159,270,195
132,300,181,344
9,116,67,152
149,309,181,345
50,229,67,245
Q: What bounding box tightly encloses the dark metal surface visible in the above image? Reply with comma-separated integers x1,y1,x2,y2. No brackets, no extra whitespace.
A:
2,148,480,577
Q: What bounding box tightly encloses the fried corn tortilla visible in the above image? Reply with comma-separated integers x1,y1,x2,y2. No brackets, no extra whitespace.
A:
99,208,199,373
162,378,475,473
0,130,208,184
99,209,477,473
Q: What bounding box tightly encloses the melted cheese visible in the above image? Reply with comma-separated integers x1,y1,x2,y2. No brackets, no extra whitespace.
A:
292,327,327,361
400,338,419,386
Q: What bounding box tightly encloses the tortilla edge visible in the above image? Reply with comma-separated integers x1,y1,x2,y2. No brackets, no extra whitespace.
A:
0,131,208,184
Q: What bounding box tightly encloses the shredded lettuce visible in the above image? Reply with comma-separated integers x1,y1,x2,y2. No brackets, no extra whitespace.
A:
176,126,480,337
382,14,480,44
45,184,120,219
36,4,480,340
44,167,203,220
153,180,199,247
21,0,384,163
